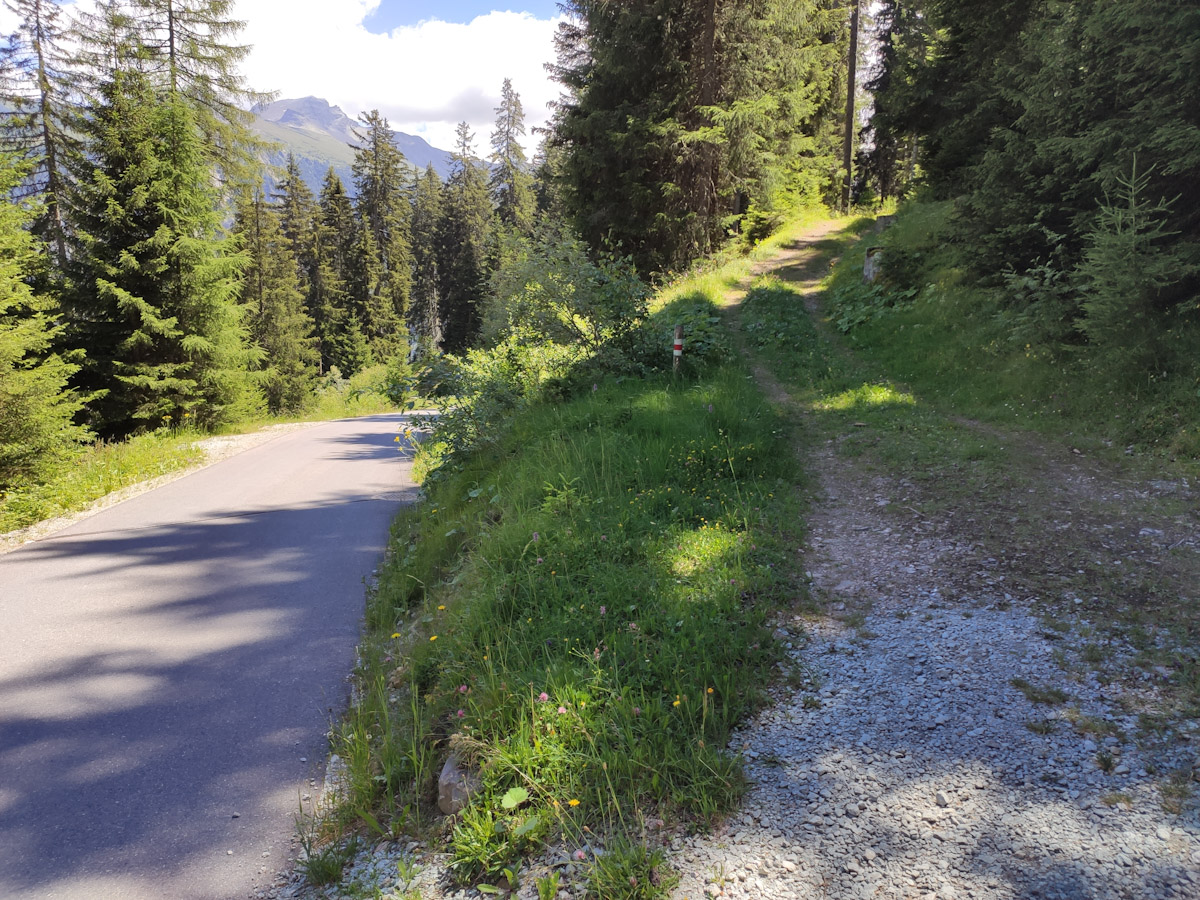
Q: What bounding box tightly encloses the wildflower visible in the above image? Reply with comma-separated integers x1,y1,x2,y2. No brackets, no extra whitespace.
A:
538,692,549,702
569,800,581,808
391,632,401,639
532,532,540,542
600,535,607,541
633,707,641,716
593,647,601,661
574,848,587,860
599,605,606,616
458,684,468,694
629,876,638,887
537,557,544,564
707,404,713,413
437,605,446,610
456,709,465,718
592,383,598,392
429,635,438,641
707,687,714,694
557,706,567,715
673,700,681,707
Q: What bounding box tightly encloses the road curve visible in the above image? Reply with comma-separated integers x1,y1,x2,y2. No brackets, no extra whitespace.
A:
0,413,420,900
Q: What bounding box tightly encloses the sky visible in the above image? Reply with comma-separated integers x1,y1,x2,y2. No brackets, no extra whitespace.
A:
0,1,567,155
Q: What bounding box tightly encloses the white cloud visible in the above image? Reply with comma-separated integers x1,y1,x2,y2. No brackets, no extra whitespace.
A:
235,0,564,155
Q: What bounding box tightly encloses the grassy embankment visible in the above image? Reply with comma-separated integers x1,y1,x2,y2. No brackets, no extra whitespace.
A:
0,364,397,534
313,216,834,898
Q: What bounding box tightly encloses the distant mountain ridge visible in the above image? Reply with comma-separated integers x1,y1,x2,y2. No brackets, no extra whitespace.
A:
251,96,454,197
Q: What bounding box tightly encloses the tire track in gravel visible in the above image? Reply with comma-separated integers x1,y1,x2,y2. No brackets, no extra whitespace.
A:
667,222,1200,900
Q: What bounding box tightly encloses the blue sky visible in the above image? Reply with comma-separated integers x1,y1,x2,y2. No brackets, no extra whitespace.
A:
364,1,561,32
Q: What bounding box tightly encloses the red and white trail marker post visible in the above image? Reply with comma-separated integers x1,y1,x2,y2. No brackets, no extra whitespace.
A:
673,323,683,375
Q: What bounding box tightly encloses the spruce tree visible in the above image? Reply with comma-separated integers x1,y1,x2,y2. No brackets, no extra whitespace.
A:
0,0,82,268
315,168,370,375
437,121,492,351
488,78,536,233
351,110,412,358
234,187,319,412
409,164,444,352
0,150,88,491
68,70,258,433
126,0,272,185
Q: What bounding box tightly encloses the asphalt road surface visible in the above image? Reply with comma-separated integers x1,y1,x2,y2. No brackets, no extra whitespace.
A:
0,414,420,899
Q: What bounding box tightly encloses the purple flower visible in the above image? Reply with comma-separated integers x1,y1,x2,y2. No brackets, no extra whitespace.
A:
456,709,465,718
599,605,606,616
537,557,544,564
532,532,540,542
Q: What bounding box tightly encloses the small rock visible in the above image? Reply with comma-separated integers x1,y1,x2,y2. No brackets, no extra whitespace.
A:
437,752,482,815
935,791,950,808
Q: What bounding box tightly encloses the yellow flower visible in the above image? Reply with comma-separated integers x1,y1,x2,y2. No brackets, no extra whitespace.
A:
438,605,446,610
391,632,401,639
707,687,714,694
429,635,438,641
568,799,580,807
673,700,681,707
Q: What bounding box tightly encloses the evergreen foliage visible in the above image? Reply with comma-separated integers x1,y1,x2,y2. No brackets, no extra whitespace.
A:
409,164,444,352
315,168,371,376
437,122,492,351
67,75,257,434
350,110,412,359
0,151,88,491
488,77,536,234
549,0,847,274
235,187,319,413
0,0,81,268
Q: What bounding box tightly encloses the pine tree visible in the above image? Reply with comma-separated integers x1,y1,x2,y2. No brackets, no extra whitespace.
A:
488,78,536,234
351,110,412,358
234,187,319,413
67,71,258,434
437,122,492,351
0,150,88,491
0,0,82,268
409,164,444,352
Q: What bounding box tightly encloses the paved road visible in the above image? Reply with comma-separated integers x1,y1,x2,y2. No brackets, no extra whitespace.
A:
0,414,420,900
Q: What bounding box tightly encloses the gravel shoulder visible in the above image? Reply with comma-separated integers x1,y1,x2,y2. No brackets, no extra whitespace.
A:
666,224,1200,900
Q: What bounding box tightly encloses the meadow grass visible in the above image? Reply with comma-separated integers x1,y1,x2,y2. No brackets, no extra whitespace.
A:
325,223,825,894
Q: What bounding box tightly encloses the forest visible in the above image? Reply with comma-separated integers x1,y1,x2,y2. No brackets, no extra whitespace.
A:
2,0,1197,500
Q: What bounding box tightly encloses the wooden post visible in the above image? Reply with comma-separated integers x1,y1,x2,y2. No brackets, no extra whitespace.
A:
673,324,684,375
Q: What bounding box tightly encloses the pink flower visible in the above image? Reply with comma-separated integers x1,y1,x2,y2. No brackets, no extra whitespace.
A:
538,692,549,702
629,876,638,887
557,706,567,715
600,534,607,541
633,707,641,716
537,557,544,564
456,709,465,718
599,605,606,615
532,532,540,542
458,684,468,693
574,849,587,861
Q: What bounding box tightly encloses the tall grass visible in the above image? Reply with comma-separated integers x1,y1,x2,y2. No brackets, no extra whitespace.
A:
325,225,823,894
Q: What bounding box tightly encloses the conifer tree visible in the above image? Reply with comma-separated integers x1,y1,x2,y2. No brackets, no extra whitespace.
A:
0,150,88,490
234,187,319,412
315,168,370,375
67,70,258,433
409,164,444,352
351,111,412,356
488,78,536,233
0,0,82,268
437,121,492,351
126,0,271,184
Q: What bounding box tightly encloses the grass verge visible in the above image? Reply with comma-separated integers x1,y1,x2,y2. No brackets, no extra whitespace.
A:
317,222,828,896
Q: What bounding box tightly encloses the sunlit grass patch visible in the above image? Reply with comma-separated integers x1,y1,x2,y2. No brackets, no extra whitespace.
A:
815,383,917,412
334,364,803,891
